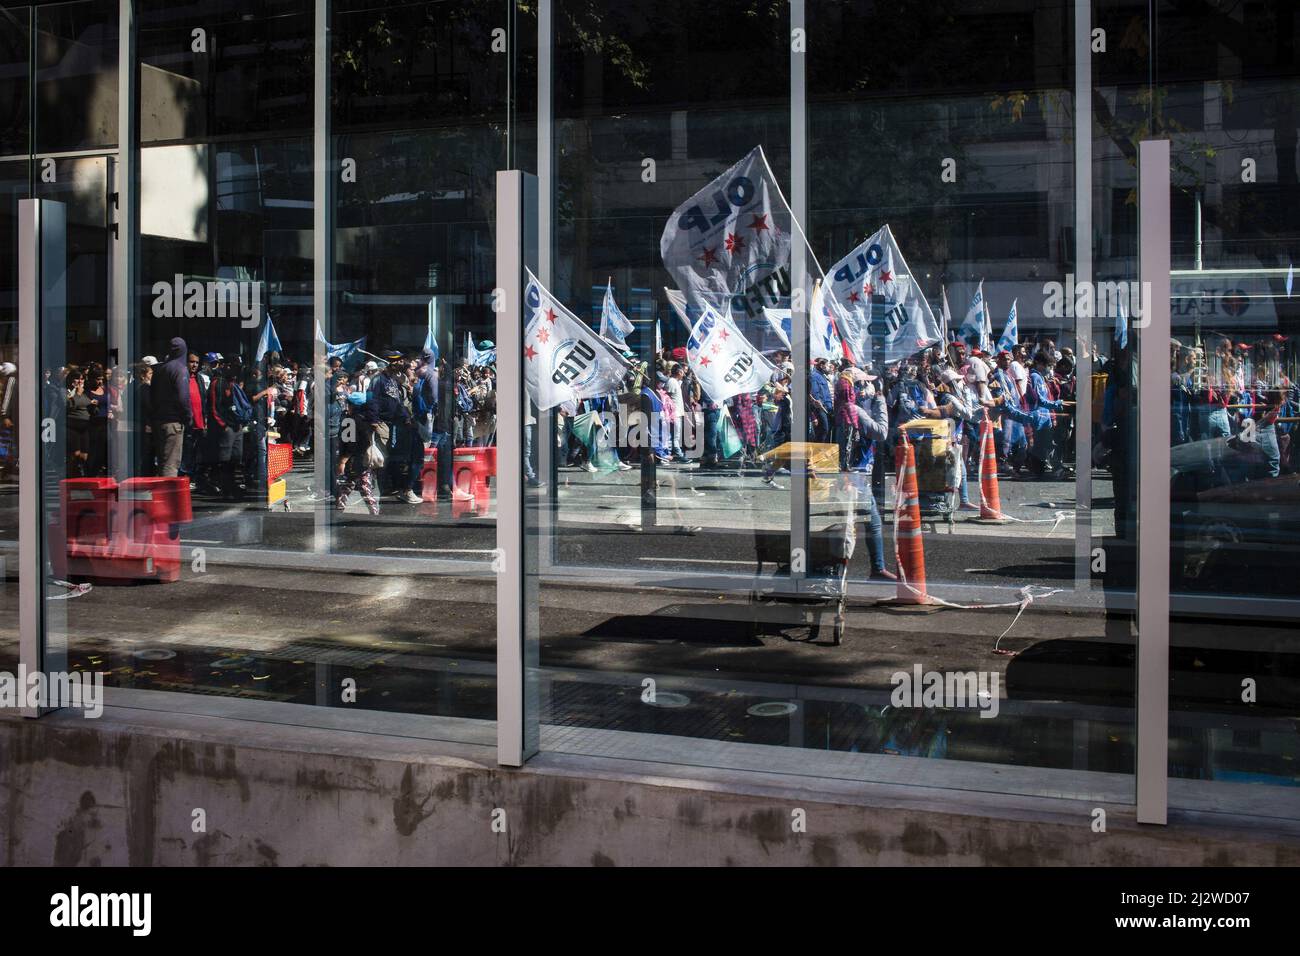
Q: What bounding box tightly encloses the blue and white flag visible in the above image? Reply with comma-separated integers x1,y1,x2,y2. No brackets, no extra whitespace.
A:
465,330,496,367
1287,263,1294,298
314,321,367,367
599,281,635,347
957,281,985,349
655,318,663,356
1114,296,1129,351
686,304,777,403
825,223,940,365
424,297,440,360
255,314,282,362
660,146,794,320
524,269,631,410
997,299,1019,353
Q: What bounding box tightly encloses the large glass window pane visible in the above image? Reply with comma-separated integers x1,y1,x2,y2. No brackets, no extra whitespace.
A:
519,0,1140,803
0,7,30,158
43,1,507,737
1161,0,1300,812
0,159,27,674
34,0,117,153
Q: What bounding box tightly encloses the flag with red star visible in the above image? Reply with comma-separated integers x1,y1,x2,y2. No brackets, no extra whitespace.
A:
685,304,777,402
524,270,630,410
825,223,940,365
659,146,793,317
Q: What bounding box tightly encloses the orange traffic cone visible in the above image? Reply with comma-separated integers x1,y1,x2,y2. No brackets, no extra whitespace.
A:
976,417,1008,523
889,434,937,607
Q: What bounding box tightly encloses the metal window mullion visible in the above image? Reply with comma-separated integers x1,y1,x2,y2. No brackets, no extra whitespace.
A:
496,170,530,766
312,0,332,553
1073,0,1093,593
18,200,42,717
536,0,556,569
1136,138,1171,825
789,0,809,582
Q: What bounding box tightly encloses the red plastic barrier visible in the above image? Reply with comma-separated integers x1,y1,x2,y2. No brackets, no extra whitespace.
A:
451,447,491,518
53,478,118,578
419,447,439,517
54,476,192,584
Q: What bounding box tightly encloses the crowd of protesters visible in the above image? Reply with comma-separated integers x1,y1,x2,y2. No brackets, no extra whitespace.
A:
3,318,1294,553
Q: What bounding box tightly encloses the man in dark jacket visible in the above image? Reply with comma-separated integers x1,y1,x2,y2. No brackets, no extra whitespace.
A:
150,337,192,477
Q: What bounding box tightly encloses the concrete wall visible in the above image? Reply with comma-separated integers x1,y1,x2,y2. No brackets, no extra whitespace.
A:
2,706,1298,867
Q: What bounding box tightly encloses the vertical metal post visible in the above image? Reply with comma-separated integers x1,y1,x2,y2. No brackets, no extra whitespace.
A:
496,170,535,766
1136,138,1170,825
19,199,68,717
313,0,332,552
535,0,556,566
1073,0,1093,592
111,0,137,481
789,0,809,582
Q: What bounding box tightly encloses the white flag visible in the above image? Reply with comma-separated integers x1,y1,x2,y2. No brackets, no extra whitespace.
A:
524,270,631,410
664,288,695,334
809,280,846,362
826,223,940,365
686,304,777,403
599,280,635,347
940,286,952,345
660,146,793,322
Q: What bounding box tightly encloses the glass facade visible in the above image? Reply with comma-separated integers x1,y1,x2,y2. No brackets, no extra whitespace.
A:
0,0,1296,820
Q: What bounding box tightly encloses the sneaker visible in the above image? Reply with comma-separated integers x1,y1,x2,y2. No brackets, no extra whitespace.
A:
655,456,673,466
958,502,980,512
402,490,422,504
526,478,547,490
870,568,899,581
674,525,702,535
583,462,599,473
616,461,633,471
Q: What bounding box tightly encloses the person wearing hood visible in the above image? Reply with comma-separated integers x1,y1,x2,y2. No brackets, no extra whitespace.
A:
150,337,192,477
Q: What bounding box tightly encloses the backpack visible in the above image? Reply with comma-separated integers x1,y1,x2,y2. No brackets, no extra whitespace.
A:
456,383,473,413
414,377,435,416
227,381,255,425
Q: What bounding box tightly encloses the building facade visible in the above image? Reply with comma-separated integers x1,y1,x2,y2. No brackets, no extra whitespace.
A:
0,0,1297,865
